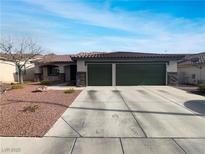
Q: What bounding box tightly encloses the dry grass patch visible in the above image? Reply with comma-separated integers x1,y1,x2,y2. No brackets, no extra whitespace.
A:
23,105,39,112
40,80,51,85
64,88,75,94
199,83,205,92
11,84,24,89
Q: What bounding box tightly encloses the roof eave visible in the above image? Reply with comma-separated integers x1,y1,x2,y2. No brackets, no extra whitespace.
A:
72,55,185,61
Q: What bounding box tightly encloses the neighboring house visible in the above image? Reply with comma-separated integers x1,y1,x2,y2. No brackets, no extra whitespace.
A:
0,56,17,83
3,52,185,86
22,60,37,81
178,52,205,85
34,54,76,85
0,54,38,83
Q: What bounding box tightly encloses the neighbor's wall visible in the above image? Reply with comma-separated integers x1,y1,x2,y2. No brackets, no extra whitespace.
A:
178,64,205,84
166,60,178,85
23,61,35,81
0,60,17,83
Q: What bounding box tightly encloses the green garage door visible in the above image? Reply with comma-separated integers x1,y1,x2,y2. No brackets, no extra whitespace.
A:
88,64,112,86
116,64,166,85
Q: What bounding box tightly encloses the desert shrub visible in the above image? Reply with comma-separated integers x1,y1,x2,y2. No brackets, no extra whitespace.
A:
64,88,75,94
11,84,24,89
199,83,205,92
40,80,51,85
23,105,39,112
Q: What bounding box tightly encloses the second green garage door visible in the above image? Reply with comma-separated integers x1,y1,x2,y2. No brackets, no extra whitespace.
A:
116,64,166,85
88,64,112,86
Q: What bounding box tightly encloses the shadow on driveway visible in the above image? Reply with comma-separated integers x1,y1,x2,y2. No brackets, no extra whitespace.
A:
184,100,205,115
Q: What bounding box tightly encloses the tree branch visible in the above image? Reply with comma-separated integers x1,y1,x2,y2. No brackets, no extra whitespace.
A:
0,37,43,83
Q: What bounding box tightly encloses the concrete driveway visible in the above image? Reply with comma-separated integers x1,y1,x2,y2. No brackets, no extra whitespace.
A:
1,86,205,154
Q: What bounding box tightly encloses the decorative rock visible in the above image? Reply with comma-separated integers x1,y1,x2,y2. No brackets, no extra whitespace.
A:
35,86,48,92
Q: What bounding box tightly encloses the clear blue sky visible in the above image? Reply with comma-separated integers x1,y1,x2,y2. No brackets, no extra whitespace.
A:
1,0,205,54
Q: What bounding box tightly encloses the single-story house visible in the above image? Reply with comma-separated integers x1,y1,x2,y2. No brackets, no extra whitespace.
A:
73,52,185,86
178,52,205,85
34,52,185,86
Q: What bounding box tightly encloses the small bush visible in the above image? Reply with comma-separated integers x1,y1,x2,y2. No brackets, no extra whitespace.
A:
199,83,205,92
11,84,24,89
23,105,39,112
40,80,51,85
64,88,75,94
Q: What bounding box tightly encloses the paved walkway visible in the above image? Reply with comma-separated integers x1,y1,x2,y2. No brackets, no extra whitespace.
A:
1,86,205,154
47,86,84,91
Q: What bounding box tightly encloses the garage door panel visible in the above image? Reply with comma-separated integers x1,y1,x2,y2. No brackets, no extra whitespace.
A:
116,64,166,85
88,64,112,86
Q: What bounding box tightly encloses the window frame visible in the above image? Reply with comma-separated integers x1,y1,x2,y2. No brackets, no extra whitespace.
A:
47,65,59,76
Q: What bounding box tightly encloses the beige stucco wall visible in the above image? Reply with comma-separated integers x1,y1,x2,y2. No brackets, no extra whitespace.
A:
178,64,205,84
77,60,87,72
0,60,35,83
166,61,178,72
0,60,17,83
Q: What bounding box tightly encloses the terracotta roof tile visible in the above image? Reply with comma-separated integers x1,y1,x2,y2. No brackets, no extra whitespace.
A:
0,55,7,60
71,52,106,58
179,52,205,65
37,54,72,63
72,51,185,59
0,53,41,61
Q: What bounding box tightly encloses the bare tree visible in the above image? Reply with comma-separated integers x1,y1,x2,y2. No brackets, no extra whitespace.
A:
0,38,43,83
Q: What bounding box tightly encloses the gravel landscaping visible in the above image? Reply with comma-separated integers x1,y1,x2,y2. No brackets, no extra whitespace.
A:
0,84,81,137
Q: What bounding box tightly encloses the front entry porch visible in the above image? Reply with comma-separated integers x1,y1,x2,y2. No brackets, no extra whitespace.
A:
35,63,76,85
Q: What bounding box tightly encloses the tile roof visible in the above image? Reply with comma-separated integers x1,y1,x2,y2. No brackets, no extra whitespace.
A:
71,51,185,59
0,56,7,60
178,52,205,65
71,52,106,58
36,54,72,63
0,53,41,61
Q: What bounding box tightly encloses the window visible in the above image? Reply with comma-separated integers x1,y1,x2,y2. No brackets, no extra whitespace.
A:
192,74,196,79
47,66,59,76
